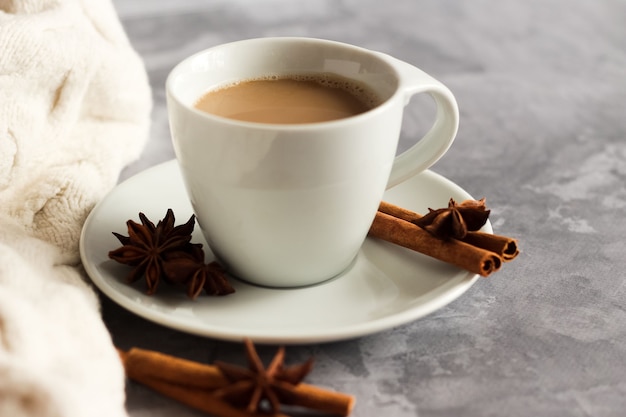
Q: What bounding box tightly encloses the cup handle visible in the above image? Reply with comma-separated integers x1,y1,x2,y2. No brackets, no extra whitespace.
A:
380,54,459,189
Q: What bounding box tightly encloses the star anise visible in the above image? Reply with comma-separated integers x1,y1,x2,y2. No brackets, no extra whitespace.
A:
199,262,235,296
162,245,235,299
108,209,195,294
412,198,490,240
213,338,314,414
108,209,234,298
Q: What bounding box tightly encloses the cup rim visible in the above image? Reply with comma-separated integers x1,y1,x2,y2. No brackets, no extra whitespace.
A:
165,37,404,130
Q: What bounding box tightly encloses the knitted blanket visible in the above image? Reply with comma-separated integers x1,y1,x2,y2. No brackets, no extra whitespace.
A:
0,1,151,416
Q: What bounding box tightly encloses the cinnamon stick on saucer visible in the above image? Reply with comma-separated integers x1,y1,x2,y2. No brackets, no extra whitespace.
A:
369,211,502,277
458,232,519,261
377,201,519,261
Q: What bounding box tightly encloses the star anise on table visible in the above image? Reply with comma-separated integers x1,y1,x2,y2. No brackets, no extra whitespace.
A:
108,209,234,298
213,339,315,414
412,198,491,240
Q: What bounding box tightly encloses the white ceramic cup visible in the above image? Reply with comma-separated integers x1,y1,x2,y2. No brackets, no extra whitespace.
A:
166,37,458,288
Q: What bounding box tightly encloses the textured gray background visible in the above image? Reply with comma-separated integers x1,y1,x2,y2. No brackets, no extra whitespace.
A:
106,1,626,416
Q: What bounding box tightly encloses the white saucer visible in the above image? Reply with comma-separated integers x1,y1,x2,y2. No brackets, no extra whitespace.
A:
80,160,490,344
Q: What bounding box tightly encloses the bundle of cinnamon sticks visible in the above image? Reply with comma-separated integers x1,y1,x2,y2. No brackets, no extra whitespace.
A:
118,343,355,417
369,200,518,277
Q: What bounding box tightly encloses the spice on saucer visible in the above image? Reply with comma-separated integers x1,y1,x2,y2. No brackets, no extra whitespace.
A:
377,200,519,261
369,199,519,277
117,338,356,417
108,209,234,298
412,198,490,240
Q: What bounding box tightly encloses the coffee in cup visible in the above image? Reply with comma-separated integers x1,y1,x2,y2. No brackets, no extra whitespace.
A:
194,74,381,124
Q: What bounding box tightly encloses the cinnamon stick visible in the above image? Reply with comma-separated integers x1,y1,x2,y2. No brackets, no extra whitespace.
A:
141,376,283,417
369,211,501,276
118,347,355,417
118,348,228,390
378,201,519,261
378,201,422,223
461,232,519,261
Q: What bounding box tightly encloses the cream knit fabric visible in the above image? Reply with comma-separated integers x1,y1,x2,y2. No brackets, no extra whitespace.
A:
0,0,151,416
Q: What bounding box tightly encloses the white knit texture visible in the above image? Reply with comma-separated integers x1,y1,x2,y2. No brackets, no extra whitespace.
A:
0,0,151,416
